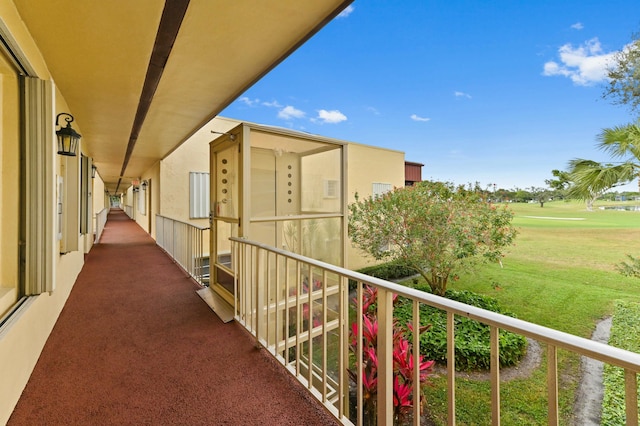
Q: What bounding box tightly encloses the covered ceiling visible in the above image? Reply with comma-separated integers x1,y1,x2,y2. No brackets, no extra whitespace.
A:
14,0,351,194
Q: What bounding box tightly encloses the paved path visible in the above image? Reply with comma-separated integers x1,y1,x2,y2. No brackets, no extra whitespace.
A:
574,317,612,426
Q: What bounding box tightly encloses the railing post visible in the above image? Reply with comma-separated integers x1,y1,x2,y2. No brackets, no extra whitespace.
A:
625,369,638,425
547,345,559,425
265,252,271,348
490,326,500,425
321,270,328,402
171,220,175,263
283,257,291,362
377,287,393,425
295,262,302,376
307,264,314,389
233,240,239,318
447,311,456,425
356,282,364,426
255,247,263,344
339,275,348,421
412,300,421,426
274,254,280,356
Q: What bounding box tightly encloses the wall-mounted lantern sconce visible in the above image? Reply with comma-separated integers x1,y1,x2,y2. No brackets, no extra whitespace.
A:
141,180,148,191
91,165,97,178
132,186,139,193
55,113,81,156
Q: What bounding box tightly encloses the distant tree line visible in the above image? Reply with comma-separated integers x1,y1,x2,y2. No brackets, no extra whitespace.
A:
460,181,639,207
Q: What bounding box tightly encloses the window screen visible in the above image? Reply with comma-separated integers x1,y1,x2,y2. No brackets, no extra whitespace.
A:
190,172,210,218
372,182,392,198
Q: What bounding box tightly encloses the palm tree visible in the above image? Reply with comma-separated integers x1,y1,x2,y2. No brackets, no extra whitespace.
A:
568,160,625,210
568,122,640,210
598,123,640,179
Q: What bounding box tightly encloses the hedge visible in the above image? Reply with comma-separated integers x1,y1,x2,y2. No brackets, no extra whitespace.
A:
601,300,640,426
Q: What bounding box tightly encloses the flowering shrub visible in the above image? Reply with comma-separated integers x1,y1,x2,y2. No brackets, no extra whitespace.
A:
348,180,517,296
348,285,434,425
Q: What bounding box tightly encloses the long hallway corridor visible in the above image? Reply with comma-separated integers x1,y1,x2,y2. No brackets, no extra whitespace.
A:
9,209,337,425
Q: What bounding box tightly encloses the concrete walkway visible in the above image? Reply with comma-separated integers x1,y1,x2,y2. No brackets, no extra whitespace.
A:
9,209,337,425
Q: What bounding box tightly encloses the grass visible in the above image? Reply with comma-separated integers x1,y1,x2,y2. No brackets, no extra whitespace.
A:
403,199,640,425
601,301,640,425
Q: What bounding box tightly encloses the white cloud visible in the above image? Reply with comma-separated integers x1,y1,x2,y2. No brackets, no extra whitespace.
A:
571,22,584,30
314,109,347,124
367,106,381,115
239,96,260,107
454,91,472,99
278,105,306,120
410,114,431,122
337,5,354,18
542,37,616,85
262,100,282,108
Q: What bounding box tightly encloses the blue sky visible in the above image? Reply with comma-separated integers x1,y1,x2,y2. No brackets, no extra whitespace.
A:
221,1,640,191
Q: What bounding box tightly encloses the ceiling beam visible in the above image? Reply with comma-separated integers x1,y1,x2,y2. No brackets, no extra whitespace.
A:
116,0,190,192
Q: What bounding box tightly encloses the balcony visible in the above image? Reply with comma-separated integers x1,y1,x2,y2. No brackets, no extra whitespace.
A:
9,208,640,425
7,209,338,425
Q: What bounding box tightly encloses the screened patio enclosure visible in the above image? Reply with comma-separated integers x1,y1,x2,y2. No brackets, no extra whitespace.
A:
209,123,347,306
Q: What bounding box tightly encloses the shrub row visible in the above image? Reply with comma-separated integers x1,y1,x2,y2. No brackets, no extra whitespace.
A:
356,260,417,281
394,287,527,371
601,301,640,426
350,260,417,291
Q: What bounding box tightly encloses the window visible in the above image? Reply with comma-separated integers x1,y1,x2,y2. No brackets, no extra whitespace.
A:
0,48,20,313
372,182,392,198
324,179,338,198
190,172,209,218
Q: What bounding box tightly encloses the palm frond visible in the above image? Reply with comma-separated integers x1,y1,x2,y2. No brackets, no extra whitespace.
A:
597,123,640,161
567,160,638,200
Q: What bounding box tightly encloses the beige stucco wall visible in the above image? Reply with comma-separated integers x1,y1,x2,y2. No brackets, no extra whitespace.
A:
0,3,85,423
345,143,405,270
159,116,238,227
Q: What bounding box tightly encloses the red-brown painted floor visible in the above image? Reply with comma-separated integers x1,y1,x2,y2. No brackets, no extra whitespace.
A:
9,209,338,426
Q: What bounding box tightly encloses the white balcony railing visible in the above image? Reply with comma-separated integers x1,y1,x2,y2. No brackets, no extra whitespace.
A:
94,207,109,243
156,215,209,286
230,236,640,426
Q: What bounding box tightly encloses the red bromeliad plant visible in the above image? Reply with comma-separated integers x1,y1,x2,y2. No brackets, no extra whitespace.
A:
289,275,324,331
348,285,434,425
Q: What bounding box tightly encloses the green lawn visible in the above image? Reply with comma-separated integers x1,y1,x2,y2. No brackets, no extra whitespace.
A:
405,200,640,425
